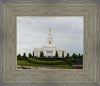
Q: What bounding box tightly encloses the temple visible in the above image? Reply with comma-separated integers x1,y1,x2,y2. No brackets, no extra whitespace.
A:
34,28,66,58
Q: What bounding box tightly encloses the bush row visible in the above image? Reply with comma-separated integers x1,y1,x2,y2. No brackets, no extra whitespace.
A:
27,58,75,65
28,58,65,65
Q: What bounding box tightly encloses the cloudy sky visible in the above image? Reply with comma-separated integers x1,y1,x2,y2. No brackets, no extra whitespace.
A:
17,16,83,56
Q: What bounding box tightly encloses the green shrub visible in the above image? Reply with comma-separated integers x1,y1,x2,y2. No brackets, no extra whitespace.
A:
28,58,64,65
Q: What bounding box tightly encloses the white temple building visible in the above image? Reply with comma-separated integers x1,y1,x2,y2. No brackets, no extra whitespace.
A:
34,28,66,58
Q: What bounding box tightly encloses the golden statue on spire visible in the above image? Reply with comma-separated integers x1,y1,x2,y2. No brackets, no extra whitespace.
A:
49,28,51,32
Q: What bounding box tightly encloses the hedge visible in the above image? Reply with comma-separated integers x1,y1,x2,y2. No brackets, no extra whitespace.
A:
28,58,65,65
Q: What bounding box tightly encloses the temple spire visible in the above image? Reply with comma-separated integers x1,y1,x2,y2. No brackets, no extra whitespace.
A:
48,28,53,45
49,28,51,32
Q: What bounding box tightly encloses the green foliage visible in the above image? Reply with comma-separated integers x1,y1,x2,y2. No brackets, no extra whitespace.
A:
17,60,73,69
36,58,65,61
40,52,44,58
65,53,70,59
72,53,77,59
66,59,73,65
17,60,29,66
77,53,81,59
68,53,83,60
17,51,83,69
17,53,28,60
22,53,28,60
32,51,34,58
23,53,26,57
81,54,83,59
17,54,22,60
34,56,37,58
17,51,83,64
26,58,75,66
67,53,69,58
28,58,64,65
28,53,33,58
55,51,58,58
62,51,64,58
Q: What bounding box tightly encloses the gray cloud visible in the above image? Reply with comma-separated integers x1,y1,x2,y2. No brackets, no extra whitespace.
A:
17,17,83,56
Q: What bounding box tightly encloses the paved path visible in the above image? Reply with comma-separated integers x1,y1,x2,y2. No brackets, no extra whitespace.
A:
17,65,64,69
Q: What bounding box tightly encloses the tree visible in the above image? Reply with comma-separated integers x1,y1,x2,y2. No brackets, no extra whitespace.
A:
82,54,83,58
67,53,69,58
77,53,81,59
17,54,21,58
62,51,64,58
23,53,26,57
32,51,34,58
65,53,70,59
40,51,44,58
17,54,22,60
28,53,33,58
80,54,83,60
72,53,77,59
22,53,27,60
55,51,58,58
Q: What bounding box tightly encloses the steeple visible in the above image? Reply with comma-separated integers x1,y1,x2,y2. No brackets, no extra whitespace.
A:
49,28,51,32
47,28,53,45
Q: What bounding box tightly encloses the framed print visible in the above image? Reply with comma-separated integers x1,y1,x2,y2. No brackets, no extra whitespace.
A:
17,16,83,70
0,1,100,86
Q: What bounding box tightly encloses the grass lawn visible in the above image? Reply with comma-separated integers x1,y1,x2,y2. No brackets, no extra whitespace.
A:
17,60,73,69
